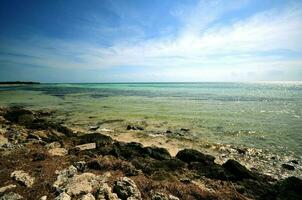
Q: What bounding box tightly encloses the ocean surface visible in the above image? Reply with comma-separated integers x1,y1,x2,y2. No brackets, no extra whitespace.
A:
0,82,301,157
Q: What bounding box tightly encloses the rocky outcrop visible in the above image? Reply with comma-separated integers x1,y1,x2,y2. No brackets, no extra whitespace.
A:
113,177,142,200
11,170,35,187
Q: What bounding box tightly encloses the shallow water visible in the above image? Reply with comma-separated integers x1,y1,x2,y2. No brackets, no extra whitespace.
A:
0,82,301,157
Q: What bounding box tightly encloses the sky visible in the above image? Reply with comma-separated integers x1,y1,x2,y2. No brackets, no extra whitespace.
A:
0,0,302,82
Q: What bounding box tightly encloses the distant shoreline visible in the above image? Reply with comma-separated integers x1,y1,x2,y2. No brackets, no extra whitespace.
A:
0,81,40,85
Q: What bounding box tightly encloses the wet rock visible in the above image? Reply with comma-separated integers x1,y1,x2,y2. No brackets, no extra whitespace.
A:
282,164,295,171
0,192,23,200
0,185,16,193
113,177,142,200
97,183,120,200
48,148,68,156
275,176,302,200
80,193,95,200
11,170,35,187
176,149,215,165
55,192,71,200
126,125,144,131
74,161,86,172
222,159,255,181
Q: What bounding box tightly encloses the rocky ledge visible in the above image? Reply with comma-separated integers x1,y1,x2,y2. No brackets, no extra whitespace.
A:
0,106,301,200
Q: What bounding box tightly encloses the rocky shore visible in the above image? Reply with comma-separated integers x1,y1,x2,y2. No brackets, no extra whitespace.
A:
0,106,301,200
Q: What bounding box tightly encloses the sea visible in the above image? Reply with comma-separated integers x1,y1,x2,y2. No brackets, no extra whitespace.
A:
0,82,301,157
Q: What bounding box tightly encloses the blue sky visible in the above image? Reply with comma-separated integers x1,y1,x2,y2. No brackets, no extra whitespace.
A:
0,0,302,82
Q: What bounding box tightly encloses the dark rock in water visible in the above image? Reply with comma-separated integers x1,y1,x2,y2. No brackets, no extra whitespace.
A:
32,152,47,161
275,176,302,200
222,159,255,181
282,164,295,171
3,106,34,124
127,125,144,131
290,160,298,164
144,146,172,160
176,149,215,164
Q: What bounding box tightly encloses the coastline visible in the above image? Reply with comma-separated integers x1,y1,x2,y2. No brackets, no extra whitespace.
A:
0,106,301,199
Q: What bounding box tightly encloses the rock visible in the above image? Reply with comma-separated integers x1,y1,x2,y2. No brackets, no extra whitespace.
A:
40,196,47,200
53,165,78,192
3,106,34,125
0,184,16,193
168,195,179,200
53,165,109,196
78,133,113,146
32,152,47,161
151,192,168,200
282,164,295,171
176,149,215,164
0,192,23,200
113,177,142,200
75,143,96,151
81,193,95,200
0,135,8,147
48,148,68,156
11,170,35,187
290,160,298,164
45,142,61,149
126,125,144,131
74,161,86,172
55,192,71,200
97,183,120,200
144,146,171,160
222,159,255,181
275,176,302,200
89,126,99,131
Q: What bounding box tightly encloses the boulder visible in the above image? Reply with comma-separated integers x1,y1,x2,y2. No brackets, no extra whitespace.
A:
0,185,16,193
48,148,68,156
11,170,35,187
222,159,255,181
275,176,302,200
0,192,23,200
97,183,120,200
78,133,113,146
176,149,215,165
80,193,95,200
53,165,109,196
113,177,142,200
144,146,171,160
55,192,71,200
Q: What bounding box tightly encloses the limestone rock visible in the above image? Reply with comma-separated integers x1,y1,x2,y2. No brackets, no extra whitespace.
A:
97,183,120,200
11,170,35,187
113,177,142,200
55,192,71,200
40,196,47,200
0,192,23,200
48,148,68,156
0,185,16,193
81,193,95,200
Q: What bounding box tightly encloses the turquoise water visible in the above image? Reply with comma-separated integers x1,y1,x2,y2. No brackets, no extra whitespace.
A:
0,82,301,156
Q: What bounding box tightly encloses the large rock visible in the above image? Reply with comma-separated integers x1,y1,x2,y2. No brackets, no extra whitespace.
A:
97,183,120,200
78,133,113,146
275,176,302,200
53,165,109,196
55,192,71,200
144,146,171,160
175,149,215,165
222,159,255,181
0,192,23,200
11,170,35,187
113,177,142,200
